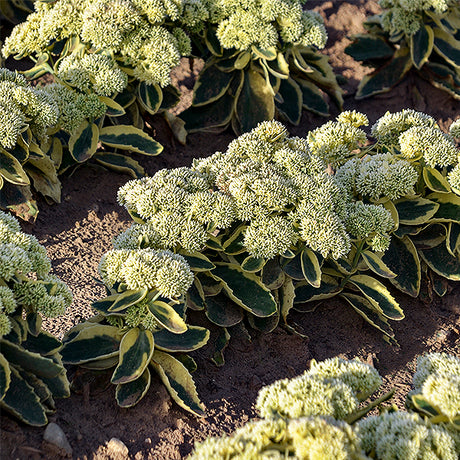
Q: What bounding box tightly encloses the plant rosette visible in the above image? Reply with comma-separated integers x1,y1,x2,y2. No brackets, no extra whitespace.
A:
181,0,343,135
345,0,460,99
61,247,209,415
0,210,73,426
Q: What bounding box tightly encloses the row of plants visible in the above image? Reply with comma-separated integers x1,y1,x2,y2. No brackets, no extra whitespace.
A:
59,110,460,415
189,353,460,459
1,0,460,220
2,110,460,427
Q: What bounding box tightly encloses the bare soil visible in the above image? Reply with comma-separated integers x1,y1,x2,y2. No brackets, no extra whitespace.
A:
1,1,459,459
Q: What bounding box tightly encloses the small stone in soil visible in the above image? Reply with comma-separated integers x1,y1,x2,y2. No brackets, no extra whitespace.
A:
106,437,129,457
43,423,73,456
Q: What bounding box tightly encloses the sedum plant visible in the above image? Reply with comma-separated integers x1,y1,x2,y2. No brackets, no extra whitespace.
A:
61,247,210,415
1,0,209,143
190,354,460,459
181,0,343,135
0,67,162,220
0,210,73,426
113,117,409,360
345,0,460,99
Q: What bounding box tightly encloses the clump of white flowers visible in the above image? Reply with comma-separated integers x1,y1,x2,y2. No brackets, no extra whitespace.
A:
379,0,458,36
0,68,58,149
2,0,207,88
256,357,381,420
99,248,194,299
0,210,72,336
205,0,327,52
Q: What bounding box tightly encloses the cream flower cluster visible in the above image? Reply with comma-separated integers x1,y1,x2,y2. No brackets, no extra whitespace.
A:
0,69,58,150
0,211,72,336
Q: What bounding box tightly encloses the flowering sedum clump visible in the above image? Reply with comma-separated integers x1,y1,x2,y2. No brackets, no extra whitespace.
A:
181,0,343,134
190,353,460,459
346,0,460,99
0,210,72,426
61,245,209,415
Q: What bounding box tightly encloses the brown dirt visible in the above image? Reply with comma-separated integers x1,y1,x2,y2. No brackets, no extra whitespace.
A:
1,1,459,459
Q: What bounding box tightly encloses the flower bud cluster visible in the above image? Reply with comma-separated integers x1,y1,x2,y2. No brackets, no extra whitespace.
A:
209,0,327,52
379,0,457,36
0,211,72,336
0,69,58,149
98,248,194,299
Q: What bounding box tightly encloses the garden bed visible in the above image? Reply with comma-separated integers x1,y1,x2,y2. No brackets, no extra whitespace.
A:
1,1,459,459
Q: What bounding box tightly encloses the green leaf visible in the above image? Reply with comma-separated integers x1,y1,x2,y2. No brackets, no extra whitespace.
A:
147,300,187,334
423,167,451,193
424,62,460,99
411,25,434,69
26,155,61,203
235,69,275,134
340,293,395,339
180,252,215,272
428,192,460,223
293,275,342,309
193,65,234,106
99,126,163,156
111,328,154,385
234,51,251,70
356,48,412,99
348,274,404,320
252,46,277,61
154,326,209,352
108,289,148,313
248,308,279,333
198,272,223,296
205,293,244,327
22,330,62,356
211,328,230,366
94,152,145,179
0,367,47,426
447,222,460,256
26,312,42,337
0,353,11,400
0,182,37,222
345,35,395,61
61,325,123,364
411,223,446,248
296,78,329,116
361,251,397,279
394,197,439,225
280,277,296,324
301,249,321,288
40,355,70,399
241,256,266,273
137,82,163,115
80,355,119,370
261,258,285,290
115,367,151,408
68,121,99,163
160,85,181,110
276,77,302,125
185,280,206,311
411,394,443,417
99,96,126,117
211,263,277,317
180,92,234,133
151,350,205,416
0,149,30,186
419,242,460,281
282,252,304,280
382,236,421,297
223,225,247,255
0,339,63,378
433,27,460,69
205,27,222,56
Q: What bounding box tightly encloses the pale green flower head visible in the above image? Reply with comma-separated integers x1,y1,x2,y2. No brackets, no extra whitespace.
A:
337,110,369,128
307,118,368,165
358,411,458,460
398,126,458,167
0,210,21,234
0,243,32,281
450,119,460,138
421,374,460,419
98,248,131,288
307,357,382,401
0,286,17,314
124,300,159,330
298,10,327,48
371,109,437,146
113,223,163,250
412,353,460,392
0,313,12,337
345,202,394,251
448,164,460,195
256,372,359,420
57,53,128,96
288,417,365,460
189,191,237,229
131,0,182,23
243,215,297,259
122,248,163,290
154,250,194,298
336,154,418,201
